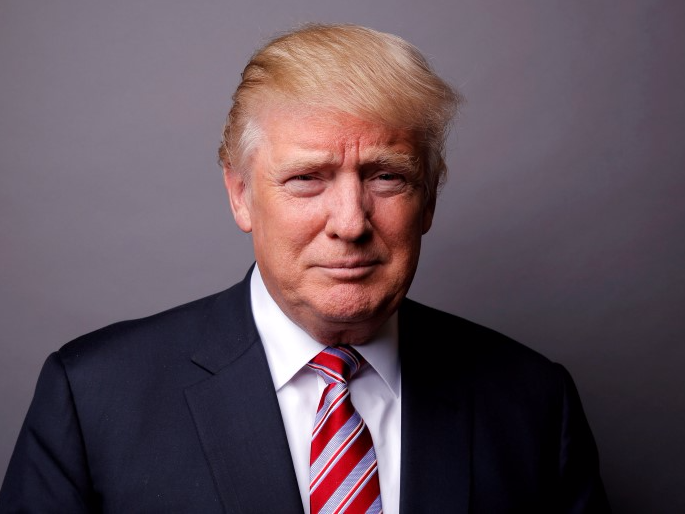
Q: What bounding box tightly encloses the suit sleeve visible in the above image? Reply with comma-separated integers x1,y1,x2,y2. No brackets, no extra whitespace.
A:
555,363,612,513
0,352,98,513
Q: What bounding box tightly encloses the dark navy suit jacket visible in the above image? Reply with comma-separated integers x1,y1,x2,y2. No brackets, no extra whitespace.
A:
0,268,611,513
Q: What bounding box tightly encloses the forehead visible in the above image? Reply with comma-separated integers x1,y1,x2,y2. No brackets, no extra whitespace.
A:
256,105,418,165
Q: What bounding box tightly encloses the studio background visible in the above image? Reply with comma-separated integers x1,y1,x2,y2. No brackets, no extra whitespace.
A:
1,1,683,512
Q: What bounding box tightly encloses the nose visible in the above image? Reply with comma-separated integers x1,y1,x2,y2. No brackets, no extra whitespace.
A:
324,175,371,242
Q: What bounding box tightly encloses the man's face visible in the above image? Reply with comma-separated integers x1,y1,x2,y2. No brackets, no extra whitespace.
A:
225,106,434,344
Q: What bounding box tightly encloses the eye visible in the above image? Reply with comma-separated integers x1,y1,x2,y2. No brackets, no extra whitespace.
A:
377,173,401,181
368,171,408,195
284,174,325,196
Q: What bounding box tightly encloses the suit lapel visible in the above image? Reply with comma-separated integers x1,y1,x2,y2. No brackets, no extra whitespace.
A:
185,271,304,513
398,299,473,514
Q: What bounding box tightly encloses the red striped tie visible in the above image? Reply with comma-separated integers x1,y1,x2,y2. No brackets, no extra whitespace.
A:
307,345,383,514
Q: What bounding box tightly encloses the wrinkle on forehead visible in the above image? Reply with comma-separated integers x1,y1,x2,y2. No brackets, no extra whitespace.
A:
258,105,419,174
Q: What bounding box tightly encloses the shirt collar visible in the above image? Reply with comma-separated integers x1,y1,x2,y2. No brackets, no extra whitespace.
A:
250,264,400,398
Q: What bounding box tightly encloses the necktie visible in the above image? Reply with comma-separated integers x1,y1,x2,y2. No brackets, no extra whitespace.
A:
307,345,383,514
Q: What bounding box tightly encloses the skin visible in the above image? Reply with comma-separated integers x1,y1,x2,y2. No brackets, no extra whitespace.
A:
224,105,435,345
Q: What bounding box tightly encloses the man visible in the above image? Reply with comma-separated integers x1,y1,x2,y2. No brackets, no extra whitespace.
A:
0,23,610,513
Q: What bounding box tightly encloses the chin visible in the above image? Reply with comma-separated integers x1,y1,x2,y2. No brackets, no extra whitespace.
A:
313,287,395,324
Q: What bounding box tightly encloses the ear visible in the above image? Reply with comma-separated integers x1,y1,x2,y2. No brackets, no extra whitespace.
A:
223,165,253,233
421,196,436,234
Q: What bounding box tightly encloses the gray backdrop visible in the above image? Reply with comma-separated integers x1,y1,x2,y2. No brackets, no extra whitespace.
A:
1,1,683,512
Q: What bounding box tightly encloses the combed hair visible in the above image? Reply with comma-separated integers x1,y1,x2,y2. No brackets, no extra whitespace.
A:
218,23,463,204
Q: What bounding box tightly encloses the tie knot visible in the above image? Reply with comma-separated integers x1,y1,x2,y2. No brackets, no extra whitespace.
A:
307,345,364,385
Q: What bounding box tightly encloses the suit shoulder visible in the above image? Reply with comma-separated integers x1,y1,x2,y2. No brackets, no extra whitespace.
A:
57,280,247,366
399,298,559,376
60,293,212,353
399,298,576,418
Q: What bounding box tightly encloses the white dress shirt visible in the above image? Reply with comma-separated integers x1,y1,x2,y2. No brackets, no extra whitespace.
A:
250,264,401,514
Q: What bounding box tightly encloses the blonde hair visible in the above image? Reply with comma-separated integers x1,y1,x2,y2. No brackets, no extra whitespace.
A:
219,23,463,204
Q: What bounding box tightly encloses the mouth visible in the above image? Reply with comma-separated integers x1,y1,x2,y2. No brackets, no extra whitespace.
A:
316,260,380,280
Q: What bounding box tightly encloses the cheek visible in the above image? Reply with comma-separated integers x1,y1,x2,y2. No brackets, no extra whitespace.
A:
374,201,426,246
255,199,323,254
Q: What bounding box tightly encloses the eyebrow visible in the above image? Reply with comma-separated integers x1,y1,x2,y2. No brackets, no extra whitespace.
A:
363,150,419,173
273,152,340,175
272,146,419,175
